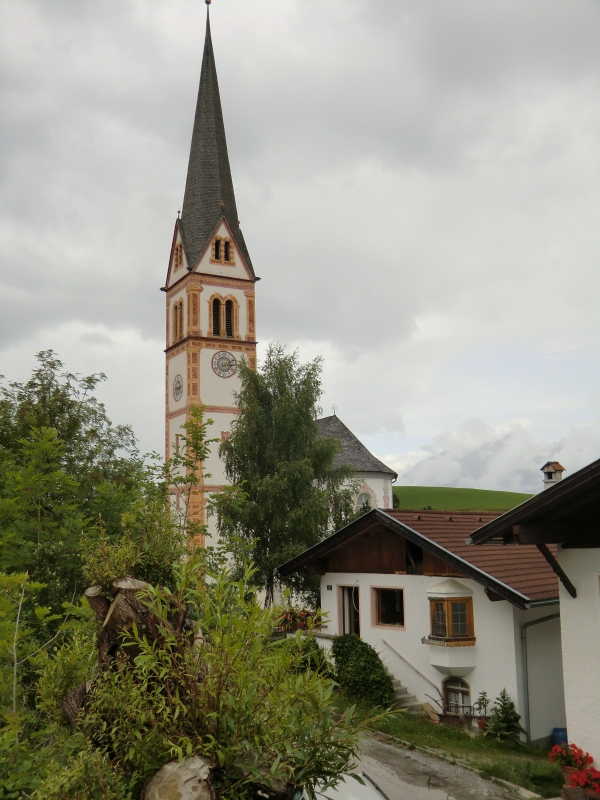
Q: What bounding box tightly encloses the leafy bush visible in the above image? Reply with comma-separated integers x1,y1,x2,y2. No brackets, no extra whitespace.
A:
37,631,97,725
274,634,334,678
485,688,526,746
332,634,394,708
34,747,133,800
67,563,388,799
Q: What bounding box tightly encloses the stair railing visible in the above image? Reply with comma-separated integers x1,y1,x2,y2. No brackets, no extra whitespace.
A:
381,638,443,702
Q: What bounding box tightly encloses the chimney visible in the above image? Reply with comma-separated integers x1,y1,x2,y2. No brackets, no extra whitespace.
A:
540,461,565,490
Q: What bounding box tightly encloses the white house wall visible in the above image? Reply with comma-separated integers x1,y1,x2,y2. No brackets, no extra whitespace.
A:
512,604,565,746
353,472,393,510
320,571,564,744
557,547,600,763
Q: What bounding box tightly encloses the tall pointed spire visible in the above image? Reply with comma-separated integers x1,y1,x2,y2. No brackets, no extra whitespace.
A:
180,8,253,274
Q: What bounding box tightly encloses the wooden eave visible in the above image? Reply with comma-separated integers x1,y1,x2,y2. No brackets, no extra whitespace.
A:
277,509,532,609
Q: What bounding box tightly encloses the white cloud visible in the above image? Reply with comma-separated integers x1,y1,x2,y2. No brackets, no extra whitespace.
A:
1,0,599,489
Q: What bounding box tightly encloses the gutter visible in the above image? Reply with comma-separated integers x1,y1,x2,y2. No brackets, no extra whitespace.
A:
521,613,560,745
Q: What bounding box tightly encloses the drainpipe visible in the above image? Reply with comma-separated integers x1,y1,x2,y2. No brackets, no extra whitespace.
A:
521,613,560,745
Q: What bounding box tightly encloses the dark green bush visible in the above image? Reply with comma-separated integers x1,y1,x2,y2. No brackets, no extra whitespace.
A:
274,634,334,678
332,634,394,708
485,688,526,746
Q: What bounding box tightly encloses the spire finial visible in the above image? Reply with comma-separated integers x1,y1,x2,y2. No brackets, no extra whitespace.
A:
332,404,337,416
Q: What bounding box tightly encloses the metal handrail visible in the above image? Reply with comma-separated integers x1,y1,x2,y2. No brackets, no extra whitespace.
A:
382,638,443,701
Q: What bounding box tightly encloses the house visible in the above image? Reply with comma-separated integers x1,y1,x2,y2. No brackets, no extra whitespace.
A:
469,457,600,763
317,415,397,511
278,507,566,746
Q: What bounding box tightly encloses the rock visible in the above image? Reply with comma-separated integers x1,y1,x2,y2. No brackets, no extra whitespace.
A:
142,756,215,800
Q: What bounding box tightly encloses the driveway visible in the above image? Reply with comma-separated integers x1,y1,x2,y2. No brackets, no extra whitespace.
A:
358,735,528,800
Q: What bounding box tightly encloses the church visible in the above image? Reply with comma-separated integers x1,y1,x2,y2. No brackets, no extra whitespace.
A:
162,4,394,541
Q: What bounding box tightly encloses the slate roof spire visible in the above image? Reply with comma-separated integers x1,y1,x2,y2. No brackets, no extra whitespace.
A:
180,6,254,275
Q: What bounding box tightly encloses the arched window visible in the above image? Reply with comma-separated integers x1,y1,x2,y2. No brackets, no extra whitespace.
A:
443,678,471,715
355,492,372,512
223,241,230,262
172,300,184,343
174,243,183,271
225,300,234,338
214,239,221,261
212,298,221,336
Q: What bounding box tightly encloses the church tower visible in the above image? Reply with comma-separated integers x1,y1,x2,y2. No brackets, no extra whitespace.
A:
162,6,257,543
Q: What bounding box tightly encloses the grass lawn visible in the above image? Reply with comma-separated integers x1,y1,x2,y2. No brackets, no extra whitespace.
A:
393,485,533,512
335,696,563,798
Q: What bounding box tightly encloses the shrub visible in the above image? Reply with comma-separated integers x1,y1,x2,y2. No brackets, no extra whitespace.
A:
485,688,526,746
275,635,334,678
332,634,394,708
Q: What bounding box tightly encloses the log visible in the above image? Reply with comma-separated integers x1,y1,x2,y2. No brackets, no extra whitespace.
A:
142,757,215,800
61,680,92,726
84,586,111,622
97,628,117,667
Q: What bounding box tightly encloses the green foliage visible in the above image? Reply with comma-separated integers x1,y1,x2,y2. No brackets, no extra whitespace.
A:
332,634,394,708
37,631,97,725
78,562,386,798
33,746,133,800
485,688,526,746
213,344,356,604
0,352,145,611
274,634,334,678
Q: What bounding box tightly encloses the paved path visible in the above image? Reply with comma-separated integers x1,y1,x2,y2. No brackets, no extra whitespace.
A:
357,735,525,800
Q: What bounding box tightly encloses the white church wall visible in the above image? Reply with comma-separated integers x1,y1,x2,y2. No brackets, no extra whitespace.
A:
557,547,600,763
353,472,392,510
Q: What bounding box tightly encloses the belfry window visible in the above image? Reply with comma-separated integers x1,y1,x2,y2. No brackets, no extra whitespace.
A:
223,241,230,262
172,300,184,343
212,298,221,336
174,243,183,271
225,300,234,338
214,239,221,261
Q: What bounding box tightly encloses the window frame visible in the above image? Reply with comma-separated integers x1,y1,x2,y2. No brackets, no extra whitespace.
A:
211,236,235,266
443,677,472,715
371,586,406,629
428,597,474,643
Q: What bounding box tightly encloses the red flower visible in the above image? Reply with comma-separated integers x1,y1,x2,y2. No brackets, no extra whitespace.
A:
548,743,593,768
570,767,600,791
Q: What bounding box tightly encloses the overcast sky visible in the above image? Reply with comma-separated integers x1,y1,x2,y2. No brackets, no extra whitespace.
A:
1,0,599,493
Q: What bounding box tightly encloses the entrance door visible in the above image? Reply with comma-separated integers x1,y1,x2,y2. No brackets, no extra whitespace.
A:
341,586,360,635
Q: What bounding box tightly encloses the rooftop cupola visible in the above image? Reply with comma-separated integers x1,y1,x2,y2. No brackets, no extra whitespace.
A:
179,3,254,275
540,461,565,490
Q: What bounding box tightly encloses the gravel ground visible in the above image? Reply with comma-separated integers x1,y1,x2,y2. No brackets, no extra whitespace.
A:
357,734,530,800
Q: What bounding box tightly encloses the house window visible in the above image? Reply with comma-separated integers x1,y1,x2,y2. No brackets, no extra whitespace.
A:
374,588,404,627
406,540,423,575
429,597,474,641
443,678,471,715
355,492,372,512
341,586,360,636
225,300,234,337
212,298,221,336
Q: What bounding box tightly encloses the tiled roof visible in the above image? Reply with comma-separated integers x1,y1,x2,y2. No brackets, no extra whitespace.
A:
316,415,397,477
180,14,254,275
386,509,559,603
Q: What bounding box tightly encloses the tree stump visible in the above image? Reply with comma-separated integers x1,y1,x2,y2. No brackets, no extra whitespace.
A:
103,592,139,638
111,576,149,603
84,586,111,622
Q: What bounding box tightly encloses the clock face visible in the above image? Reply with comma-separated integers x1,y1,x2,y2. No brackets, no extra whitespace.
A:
212,351,237,378
172,374,183,401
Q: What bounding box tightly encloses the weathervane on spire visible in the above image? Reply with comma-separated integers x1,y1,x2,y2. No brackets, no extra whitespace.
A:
332,404,337,417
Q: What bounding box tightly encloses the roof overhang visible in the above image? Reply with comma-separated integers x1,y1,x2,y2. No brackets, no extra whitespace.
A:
277,508,533,609
468,457,600,548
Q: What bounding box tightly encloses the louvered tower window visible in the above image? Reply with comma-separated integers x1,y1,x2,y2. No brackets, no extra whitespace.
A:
212,299,221,336
223,241,230,262
225,300,234,338
214,239,221,260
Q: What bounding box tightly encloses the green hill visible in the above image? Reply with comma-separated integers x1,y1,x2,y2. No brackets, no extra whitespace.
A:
392,485,533,513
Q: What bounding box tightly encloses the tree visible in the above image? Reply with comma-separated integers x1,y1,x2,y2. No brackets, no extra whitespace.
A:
0,352,146,611
485,688,526,745
213,344,356,605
